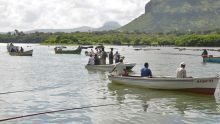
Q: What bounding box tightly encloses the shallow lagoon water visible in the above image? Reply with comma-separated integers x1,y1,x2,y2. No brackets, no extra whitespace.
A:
0,43,220,124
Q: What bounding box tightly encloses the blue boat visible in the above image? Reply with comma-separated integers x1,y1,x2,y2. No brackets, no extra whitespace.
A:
203,56,220,63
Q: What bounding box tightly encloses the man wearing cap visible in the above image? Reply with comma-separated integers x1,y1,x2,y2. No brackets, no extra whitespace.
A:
176,62,187,78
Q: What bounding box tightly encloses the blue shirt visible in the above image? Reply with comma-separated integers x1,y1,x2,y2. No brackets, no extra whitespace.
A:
141,67,152,77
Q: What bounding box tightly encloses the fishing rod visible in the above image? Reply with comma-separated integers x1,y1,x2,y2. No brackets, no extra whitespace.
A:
0,103,120,122
0,89,36,95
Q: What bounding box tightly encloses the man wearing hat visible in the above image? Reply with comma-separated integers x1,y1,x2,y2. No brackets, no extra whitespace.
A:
176,62,187,78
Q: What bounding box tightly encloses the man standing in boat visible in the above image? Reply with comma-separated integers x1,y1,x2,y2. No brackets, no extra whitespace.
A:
114,51,120,63
109,48,114,64
94,54,100,65
88,54,95,65
141,62,152,77
202,49,208,58
176,62,186,78
100,48,108,65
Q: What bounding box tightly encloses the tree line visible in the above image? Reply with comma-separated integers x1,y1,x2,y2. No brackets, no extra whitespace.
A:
1,30,220,46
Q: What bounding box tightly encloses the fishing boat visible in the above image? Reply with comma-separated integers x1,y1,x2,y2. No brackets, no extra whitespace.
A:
7,43,33,56
108,75,220,95
81,46,93,49
54,46,82,54
85,63,136,71
9,50,33,56
202,55,220,63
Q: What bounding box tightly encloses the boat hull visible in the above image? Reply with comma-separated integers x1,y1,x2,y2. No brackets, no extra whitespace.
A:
108,75,220,95
203,57,220,63
81,46,93,49
85,63,136,71
54,48,81,54
9,50,33,56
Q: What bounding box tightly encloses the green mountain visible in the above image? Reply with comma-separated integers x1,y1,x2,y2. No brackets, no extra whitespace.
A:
120,0,220,33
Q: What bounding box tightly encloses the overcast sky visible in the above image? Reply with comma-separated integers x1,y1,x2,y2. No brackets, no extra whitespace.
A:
0,0,149,32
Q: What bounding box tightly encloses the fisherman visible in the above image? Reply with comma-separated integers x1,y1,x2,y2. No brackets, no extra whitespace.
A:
100,48,108,65
88,54,95,65
109,48,114,64
20,47,24,52
95,48,100,56
114,51,120,63
9,42,14,46
76,45,81,50
202,49,208,58
94,54,100,65
90,49,95,56
141,62,152,77
176,62,187,78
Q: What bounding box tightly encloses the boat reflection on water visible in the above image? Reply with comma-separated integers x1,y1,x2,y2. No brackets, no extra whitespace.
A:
107,82,220,115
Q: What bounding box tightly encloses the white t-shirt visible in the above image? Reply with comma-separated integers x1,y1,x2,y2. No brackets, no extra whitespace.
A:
88,57,95,65
176,67,186,78
114,62,126,75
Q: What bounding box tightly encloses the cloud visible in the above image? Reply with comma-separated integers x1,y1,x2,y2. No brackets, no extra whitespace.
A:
0,0,149,32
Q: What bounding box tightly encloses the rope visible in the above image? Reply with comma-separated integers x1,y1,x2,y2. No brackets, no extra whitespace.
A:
0,103,119,122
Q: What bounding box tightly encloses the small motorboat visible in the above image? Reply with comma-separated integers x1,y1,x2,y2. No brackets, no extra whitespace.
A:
54,46,82,54
7,43,33,56
9,50,33,56
108,75,220,95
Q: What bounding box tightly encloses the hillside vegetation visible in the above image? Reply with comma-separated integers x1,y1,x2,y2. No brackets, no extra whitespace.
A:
120,0,220,33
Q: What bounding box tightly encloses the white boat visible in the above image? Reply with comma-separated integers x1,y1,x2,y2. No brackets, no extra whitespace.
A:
85,63,136,71
108,75,220,95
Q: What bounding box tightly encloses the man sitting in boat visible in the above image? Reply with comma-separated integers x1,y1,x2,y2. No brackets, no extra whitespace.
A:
88,54,95,65
141,62,152,77
176,62,186,78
